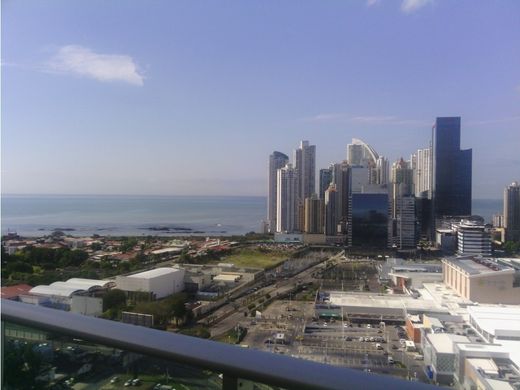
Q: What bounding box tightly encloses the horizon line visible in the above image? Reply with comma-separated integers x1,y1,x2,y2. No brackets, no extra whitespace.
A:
1,193,503,201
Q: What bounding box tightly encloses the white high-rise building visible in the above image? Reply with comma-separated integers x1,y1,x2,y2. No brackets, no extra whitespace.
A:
415,148,431,197
276,164,299,233
267,151,289,232
456,219,492,256
294,140,316,202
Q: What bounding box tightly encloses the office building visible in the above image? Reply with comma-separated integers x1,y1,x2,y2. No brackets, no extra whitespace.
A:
324,184,337,236
442,256,520,304
390,192,417,249
331,161,351,232
294,140,316,202
415,148,432,197
389,159,416,249
348,193,389,248
493,214,504,228
432,117,472,221
456,218,492,257
304,194,324,234
504,181,520,241
267,151,289,233
276,164,299,233
319,166,333,200
375,156,389,185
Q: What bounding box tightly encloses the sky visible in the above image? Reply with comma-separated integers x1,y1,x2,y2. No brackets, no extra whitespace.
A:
2,0,519,199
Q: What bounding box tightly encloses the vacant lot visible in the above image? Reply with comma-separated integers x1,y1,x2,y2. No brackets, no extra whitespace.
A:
223,247,290,269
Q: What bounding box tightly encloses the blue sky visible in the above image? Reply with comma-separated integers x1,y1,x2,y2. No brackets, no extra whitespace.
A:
2,0,519,198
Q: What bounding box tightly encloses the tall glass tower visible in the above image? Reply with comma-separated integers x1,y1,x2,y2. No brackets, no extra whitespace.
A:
432,117,472,221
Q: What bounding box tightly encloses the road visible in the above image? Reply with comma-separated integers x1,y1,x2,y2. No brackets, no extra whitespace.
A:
209,251,343,337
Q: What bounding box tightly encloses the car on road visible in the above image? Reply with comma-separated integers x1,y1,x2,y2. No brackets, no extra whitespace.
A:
346,336,353,341
110,376,120,384
132,378,142,386
367,324,371,329
364,337,370,342
391,345,398,350
388,357,395,364
359,336,364,342
124,380,133,387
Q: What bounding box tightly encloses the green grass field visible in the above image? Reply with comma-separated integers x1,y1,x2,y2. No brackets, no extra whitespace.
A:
223,248,289,269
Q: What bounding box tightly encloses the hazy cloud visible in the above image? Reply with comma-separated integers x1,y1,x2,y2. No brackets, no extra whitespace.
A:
366,0,380,7
303,113,430,126
47,45,144,86
401,0,433,14
467,116,520,126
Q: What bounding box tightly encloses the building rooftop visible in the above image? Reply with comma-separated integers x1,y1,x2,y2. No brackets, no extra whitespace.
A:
468,306,520,336
326,291,448,314
444,257,512,276
30,285,85,298
1,284,33,300
128,267,180,279
426,333,469,354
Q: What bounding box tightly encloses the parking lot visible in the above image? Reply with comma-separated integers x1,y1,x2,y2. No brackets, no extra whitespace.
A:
241,300,427,382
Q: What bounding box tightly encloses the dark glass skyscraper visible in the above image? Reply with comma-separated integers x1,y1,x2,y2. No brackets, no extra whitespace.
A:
432,117,472,221
348,193,389,248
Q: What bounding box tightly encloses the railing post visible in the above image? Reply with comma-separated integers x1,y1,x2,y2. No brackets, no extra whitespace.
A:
222,374,238,390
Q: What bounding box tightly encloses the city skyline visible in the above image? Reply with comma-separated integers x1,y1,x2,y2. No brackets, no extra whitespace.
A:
3,1,520,198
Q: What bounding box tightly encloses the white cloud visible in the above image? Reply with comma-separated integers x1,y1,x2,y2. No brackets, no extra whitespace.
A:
303,113,430,126
47,45,144,86
366,0,380,7
401,0,433,14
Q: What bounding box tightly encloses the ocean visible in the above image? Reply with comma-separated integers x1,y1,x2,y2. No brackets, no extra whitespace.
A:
1,195,502,237
1,195,267,237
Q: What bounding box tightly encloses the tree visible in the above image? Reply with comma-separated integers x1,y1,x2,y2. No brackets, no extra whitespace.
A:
103,289,127,312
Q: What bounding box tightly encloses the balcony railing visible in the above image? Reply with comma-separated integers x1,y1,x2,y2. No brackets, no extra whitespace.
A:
1,299,435,389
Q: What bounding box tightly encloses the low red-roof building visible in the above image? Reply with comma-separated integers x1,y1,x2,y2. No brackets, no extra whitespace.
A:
1,284,33,300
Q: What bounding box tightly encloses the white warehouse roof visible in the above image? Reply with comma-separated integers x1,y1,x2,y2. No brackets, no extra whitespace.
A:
30,285,84,298
468,306,520,336
66,278,112,288
128,267,180,280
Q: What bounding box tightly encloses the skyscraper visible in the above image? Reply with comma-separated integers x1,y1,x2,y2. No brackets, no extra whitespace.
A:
276,164,299,233
331,161,351,232
504,181,520,242
304,194,324,234
389,158,416,249
268,151,289,232
432,117,472,221
414,148,431,197
319,167,333,200
294,140,316,202
324,184,337,236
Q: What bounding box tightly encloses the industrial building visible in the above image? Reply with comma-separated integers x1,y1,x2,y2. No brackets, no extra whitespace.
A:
315,291,448,321
115,267,185,299
19,278,111,316
442,256,520,304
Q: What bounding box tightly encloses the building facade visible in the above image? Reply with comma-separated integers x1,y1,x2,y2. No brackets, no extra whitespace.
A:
442,256,520,304
415,147,432,197
348,193,389,248
276,164,299,233
324,184,337,236
456,219,492,257
294,140,316,202
319,167,333,200
504,181,520,242
267,151,289,233
432,117,472,222
304,194,324,234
